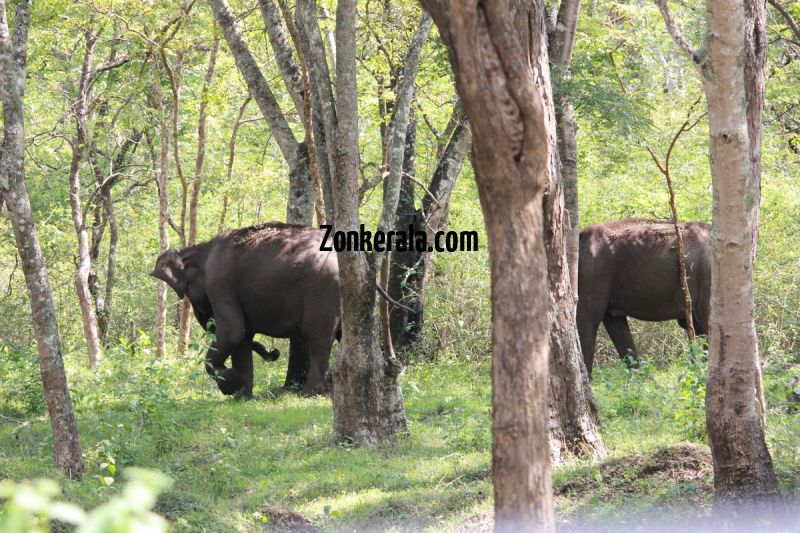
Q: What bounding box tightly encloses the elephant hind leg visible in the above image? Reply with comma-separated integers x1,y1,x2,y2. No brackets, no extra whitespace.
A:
285,338,310,390
578,313,601,377
603,314,638,368
301,333,335,397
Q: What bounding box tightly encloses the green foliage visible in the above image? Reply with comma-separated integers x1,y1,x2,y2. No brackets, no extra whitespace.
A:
672,339,709,440
0,469,171,533
1,0,800,529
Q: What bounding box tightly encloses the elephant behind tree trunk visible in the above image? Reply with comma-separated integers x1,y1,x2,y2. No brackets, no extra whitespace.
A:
577,218,711,375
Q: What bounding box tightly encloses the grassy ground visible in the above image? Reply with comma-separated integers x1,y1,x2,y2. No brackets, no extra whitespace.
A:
1,338,798,531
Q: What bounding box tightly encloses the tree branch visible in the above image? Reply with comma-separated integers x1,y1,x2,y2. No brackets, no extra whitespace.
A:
654,0,702,66
769,0,800,43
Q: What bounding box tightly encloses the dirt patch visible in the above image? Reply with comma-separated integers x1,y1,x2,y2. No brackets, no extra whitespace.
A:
556,443,712,496
262,507,322,532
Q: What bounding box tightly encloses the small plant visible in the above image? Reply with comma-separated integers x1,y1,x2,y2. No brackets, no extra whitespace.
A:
673,338,709,440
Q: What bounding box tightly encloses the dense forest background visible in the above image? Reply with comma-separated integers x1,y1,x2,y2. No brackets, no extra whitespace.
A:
1,0,799,530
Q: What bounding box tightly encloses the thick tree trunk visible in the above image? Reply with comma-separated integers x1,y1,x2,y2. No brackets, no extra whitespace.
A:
544,0,605,462
329,0,407,444
424,1,555,529
703,0,778,501
0,0,84,478
69,30,103,370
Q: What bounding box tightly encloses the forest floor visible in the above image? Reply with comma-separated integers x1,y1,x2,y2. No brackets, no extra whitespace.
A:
1,340,798,531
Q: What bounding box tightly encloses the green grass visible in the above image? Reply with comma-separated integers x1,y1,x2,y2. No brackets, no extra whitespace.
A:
1,339,798,531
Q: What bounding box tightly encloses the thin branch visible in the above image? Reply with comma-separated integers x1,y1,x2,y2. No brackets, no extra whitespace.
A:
769,0,800,43
655,0,701,65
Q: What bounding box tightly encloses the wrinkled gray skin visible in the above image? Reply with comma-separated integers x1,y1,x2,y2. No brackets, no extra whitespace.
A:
578,218,711,375
152,222,341,397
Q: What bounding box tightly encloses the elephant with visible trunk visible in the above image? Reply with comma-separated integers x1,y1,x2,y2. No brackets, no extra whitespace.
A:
577,218,711,375
152,222,340,397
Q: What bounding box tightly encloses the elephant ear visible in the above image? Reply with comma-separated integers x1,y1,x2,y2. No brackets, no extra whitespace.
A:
152,248,187,297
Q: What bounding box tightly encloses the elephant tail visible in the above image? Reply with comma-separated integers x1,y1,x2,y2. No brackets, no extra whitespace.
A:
252,340,280,362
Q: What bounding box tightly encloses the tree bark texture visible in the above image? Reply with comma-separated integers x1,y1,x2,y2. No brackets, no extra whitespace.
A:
68,29,103,370
328,0,407,444
549,0,581,293
388,119,421,349
702,0,779,502
539,2,605,462
658,0,779,502
423,0,555,530
0,0,84,478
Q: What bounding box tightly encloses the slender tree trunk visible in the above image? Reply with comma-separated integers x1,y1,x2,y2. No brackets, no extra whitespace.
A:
328,0,407,444
424,1,555,529
219,96,251,233
295,0,340,223
154,75,171,360
68,30,103,370
178,36,219,354
549,0,581,293
388,119,420,349
744,0,768,424
0,0,84,478
103,183,118,340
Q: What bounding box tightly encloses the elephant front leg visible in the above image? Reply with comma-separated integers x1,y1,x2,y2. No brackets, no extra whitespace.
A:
205,341,242,395
231,341,254,398
204,315,246,395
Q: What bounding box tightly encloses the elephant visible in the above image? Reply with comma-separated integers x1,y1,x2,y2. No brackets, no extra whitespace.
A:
577,218,711,375
152,222,341,397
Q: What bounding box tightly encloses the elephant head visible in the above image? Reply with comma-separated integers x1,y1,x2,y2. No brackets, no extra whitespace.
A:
151,248,187,298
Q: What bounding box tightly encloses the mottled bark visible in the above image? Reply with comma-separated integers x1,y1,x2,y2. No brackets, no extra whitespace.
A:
388,119,420,349
540,5,605,462
68,30,103,370
209,0,312,225
329,0,407,444
657,0,779,502
423,0,555,529
549,0,580,292
259,0,304,119
374,14,432,271
295,0,336,222
0,0,83,478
